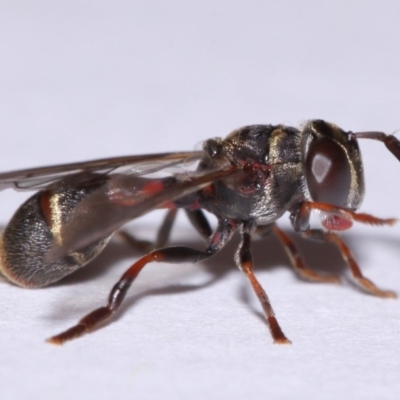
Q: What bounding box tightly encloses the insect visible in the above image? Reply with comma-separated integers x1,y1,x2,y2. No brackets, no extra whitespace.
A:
0,120,399,345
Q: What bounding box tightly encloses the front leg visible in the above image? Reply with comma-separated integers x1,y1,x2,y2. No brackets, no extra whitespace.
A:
290,201,396,233
290,202,397,298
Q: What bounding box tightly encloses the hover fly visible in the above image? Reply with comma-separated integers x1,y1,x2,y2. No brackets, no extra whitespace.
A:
0,120,399,345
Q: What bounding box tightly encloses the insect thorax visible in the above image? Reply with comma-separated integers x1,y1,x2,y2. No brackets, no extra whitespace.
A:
198,124,305,224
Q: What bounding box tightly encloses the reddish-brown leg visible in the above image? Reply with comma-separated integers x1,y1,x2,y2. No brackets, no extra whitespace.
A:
272,224,340,283
47,219,236,345
303,230,397,298
236,227,291,345
293,201,396,232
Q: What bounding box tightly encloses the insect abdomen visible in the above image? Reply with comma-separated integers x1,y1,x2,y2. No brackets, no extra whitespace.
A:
0,176,111,288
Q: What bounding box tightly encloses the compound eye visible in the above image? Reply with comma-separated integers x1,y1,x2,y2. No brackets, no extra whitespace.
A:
305,138,351,206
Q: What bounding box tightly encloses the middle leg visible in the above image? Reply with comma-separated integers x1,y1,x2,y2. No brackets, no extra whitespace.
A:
272,224,341,283
236,224,291,344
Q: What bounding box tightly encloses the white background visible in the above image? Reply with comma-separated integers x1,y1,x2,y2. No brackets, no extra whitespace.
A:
1,1,400,399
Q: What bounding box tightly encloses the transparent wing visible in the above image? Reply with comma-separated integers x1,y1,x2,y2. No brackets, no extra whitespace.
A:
0,152,202,191
45,165,239,263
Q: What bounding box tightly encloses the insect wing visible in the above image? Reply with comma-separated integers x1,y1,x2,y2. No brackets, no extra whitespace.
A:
0,152,202,191
45,166,238,262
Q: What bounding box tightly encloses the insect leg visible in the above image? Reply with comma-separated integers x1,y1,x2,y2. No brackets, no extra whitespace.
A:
184,209,213,240
118,231,154,252
119,208,212,253
235,224,291,344
291,201,396,232
272,224,340,283
118,208,178,252
46,218,236,345
302,229,397,298
155,208,178,248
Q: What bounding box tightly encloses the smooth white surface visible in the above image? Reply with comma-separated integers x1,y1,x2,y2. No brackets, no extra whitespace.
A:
1,1,400,399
